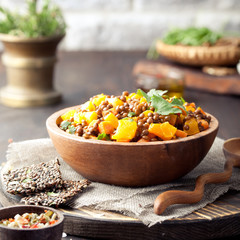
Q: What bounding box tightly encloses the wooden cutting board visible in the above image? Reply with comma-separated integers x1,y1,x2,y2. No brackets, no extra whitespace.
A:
61,191,240,240
132,58,240,95
0,179,240,239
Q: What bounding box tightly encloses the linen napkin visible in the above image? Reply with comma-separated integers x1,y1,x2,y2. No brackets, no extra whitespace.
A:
1,137,239,227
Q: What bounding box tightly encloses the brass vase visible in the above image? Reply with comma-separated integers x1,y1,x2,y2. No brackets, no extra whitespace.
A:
0,34,64,107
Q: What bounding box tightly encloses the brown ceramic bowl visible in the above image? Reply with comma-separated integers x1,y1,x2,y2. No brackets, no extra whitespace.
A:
0,205,64,240
46,106,218,187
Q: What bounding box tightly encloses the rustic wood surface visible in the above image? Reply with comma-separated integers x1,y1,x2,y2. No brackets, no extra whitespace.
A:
0,51,240,239
133,59,240,95
60,191,240,240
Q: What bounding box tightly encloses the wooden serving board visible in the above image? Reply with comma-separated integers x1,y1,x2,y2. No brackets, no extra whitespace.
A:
0,170,240,239
59,190,240,240
133,58,240,95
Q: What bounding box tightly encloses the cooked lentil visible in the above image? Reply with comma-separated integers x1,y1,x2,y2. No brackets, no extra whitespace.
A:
59,89,211,142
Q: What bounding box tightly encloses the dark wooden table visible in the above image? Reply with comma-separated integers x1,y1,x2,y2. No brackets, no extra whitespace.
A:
0,51,240,239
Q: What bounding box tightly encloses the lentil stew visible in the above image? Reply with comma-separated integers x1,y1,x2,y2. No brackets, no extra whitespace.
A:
58,89,211,142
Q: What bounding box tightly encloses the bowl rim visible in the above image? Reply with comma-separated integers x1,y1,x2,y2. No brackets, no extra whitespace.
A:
0,205,64,231
46,105,219,146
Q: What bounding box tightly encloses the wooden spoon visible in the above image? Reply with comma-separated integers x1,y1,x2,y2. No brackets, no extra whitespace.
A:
154,138,240,215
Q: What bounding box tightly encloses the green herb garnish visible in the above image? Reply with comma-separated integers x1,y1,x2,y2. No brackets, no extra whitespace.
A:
151,95,182,115
137,89,150,102
68,125,76,134
60,120,71,130
97,133,111,141
137,89,186,115
128,112,136,117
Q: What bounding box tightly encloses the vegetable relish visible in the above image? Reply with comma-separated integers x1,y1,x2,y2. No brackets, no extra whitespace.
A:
0,210,58,229
59,89,211,142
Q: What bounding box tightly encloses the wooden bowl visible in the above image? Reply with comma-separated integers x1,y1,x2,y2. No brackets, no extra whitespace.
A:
46,106,219,187
0,205,64,240
156,38,240,66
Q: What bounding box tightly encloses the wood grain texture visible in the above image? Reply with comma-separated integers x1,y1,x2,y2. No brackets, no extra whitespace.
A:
59,191,240,240
133,59,240,95
154,137,240,214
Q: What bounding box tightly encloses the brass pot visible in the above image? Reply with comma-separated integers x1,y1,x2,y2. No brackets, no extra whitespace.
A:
0,34,64,107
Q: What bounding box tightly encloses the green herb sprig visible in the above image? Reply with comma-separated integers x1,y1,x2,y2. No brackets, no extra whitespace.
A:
137,89,186,115
97,133,111,141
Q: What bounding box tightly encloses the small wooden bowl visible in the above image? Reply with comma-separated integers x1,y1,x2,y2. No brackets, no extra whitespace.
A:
46,106,219,187
0,205,64,240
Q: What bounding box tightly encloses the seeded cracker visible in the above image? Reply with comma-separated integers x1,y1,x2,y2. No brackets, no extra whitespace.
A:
20,179,91,206
3,158,62,195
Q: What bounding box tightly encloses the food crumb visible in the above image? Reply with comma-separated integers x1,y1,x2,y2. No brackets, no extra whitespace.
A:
62,232,67,237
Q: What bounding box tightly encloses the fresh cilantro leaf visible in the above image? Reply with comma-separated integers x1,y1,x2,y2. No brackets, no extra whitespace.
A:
60,120,71,130
180,97,185,104
147,89,168,99
151,95,182,115
68,125,76,134
137,89,150,102
47,192,60,197
97,133,111,141
128,112,136,117
171,97,186,109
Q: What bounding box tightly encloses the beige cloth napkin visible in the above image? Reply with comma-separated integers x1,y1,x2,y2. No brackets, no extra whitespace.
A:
1,137,240,227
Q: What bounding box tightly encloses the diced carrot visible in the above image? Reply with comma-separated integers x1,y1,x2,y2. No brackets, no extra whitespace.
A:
83,111,98,125
159,122,177,140
92,94,107,107
148,123,163,139
176,129,187,138
61,109,76,121
184,118,200,135
198,119,209,130
169,114,178,126
109,108,118,116
115,138,131,142
185,105,195,113
88,119,98,127
49,220,58,225
189,102,196,108
98,121,115,134
111,119,137,141
81,101,95,111
104,112,119,129
196,107,206,115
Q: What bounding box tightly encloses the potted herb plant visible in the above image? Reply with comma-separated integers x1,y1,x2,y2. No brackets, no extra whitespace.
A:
0,0,66,107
